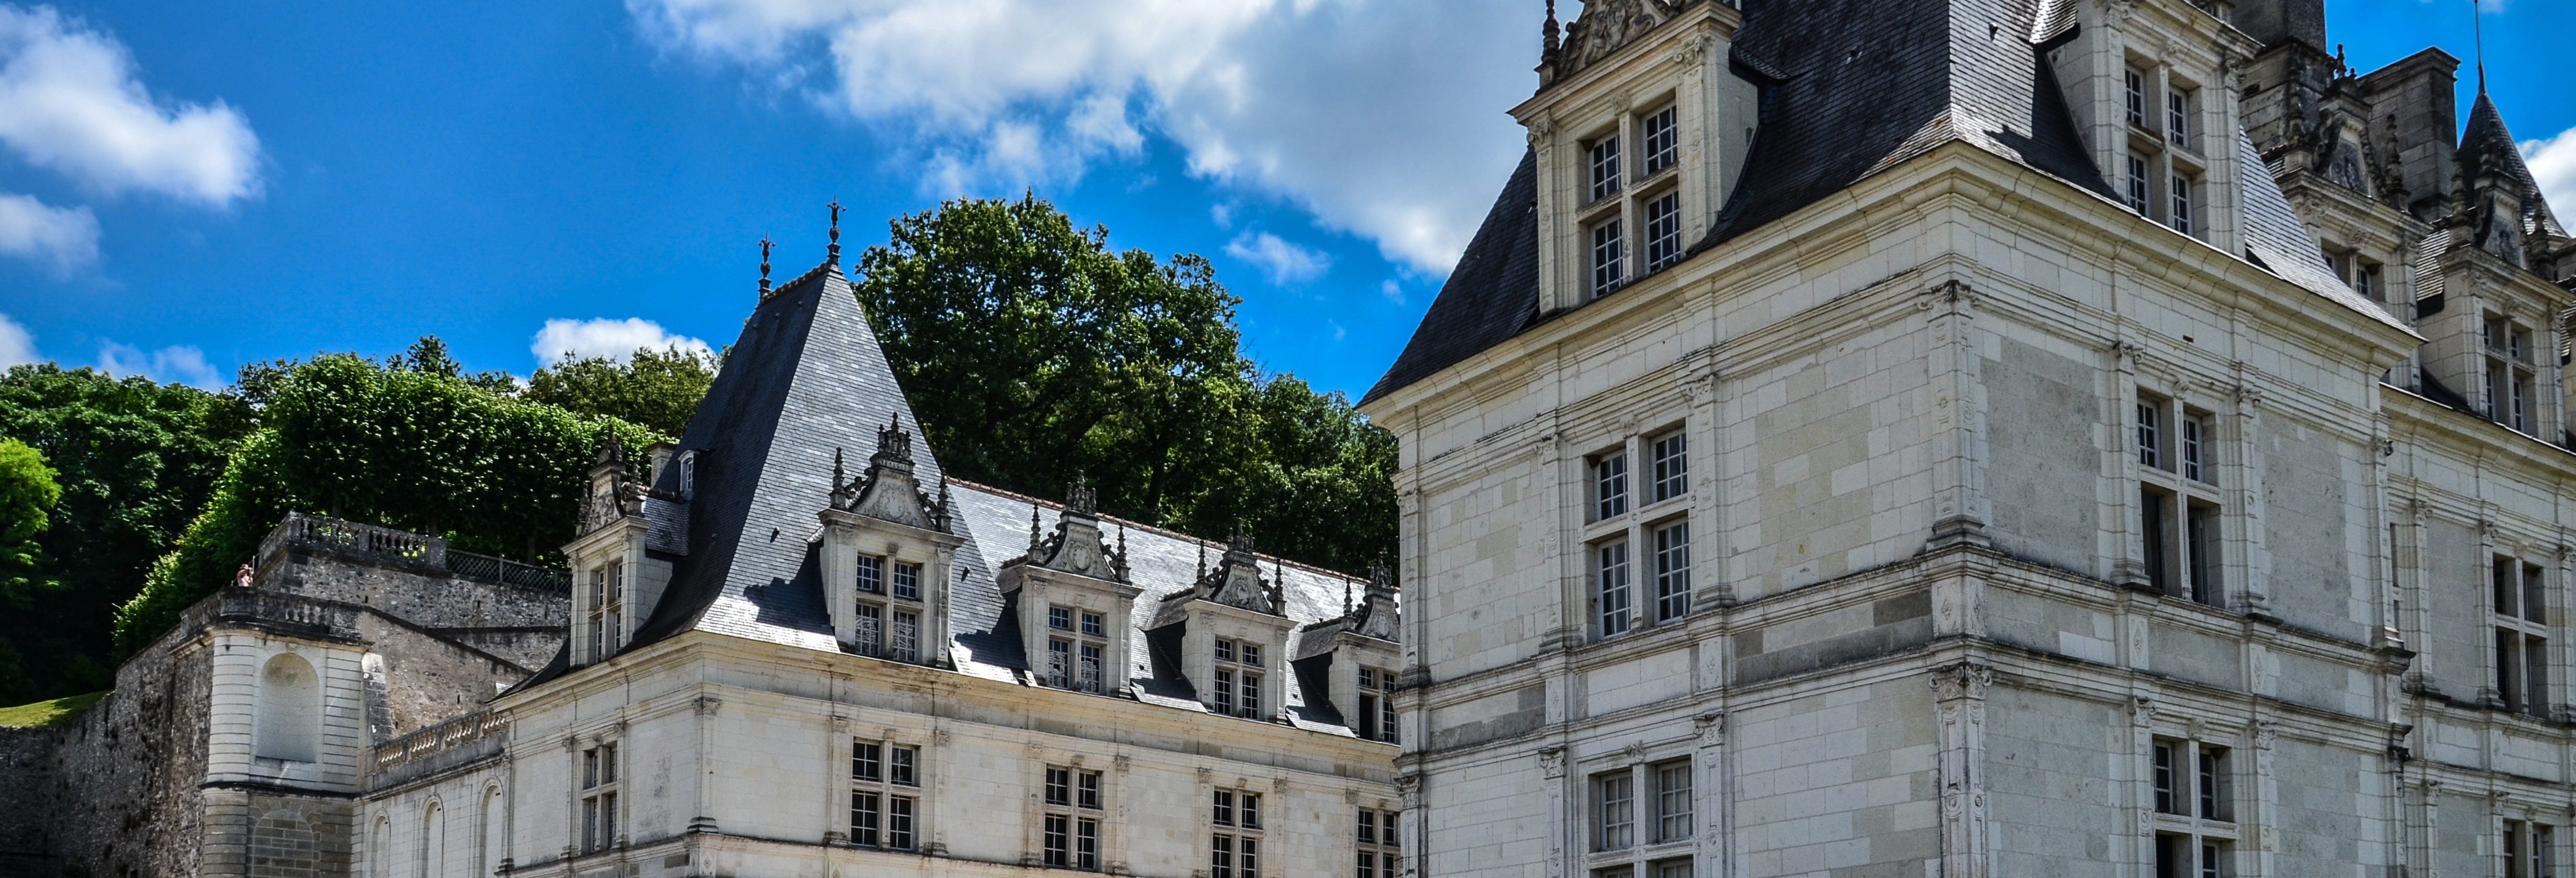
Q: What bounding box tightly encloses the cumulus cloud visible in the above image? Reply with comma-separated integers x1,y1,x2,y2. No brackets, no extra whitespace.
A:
626,0,1535,274
1224,230,1330,285
97,340,221,388
0,4,261,205
0,190,96,272
2527,125,2576,227
0,311,36,368
532,317,715,367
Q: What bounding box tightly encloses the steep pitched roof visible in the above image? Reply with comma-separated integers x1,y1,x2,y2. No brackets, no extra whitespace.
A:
624,260,944,651
2457,90,2569,242
1365,0,2111,404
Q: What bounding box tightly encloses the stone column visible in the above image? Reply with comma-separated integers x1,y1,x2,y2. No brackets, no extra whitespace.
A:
1694,712,1729,878
1924,281,1991,551
1541,747,1568,878
1930,662,1991,878
689,696,719,834
2248,720,2281,877
2228,384,2273,618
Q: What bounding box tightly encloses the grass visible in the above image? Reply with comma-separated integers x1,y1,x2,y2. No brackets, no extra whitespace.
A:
0,690,106,728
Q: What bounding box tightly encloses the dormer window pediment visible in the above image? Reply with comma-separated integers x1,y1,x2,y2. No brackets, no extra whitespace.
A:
822,419,963,667
831,417,953,534
1002,480,1146,696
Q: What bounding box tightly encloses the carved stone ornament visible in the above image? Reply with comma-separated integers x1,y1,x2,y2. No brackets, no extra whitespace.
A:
1927,662,1993,701
1548,0,1690,83
1020,475,1130,583
1694,712,1726,744
834,415,952,533
1539,747,1567,779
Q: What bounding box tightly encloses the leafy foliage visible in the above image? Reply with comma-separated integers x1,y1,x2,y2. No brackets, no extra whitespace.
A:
112,348,662,656
0,367,249,702
853,195,1396,573
524,346,720,436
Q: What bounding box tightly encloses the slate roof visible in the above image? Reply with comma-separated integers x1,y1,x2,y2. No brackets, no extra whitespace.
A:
1364,0,2408,404
2458,90,2569,242
525,256,1382,736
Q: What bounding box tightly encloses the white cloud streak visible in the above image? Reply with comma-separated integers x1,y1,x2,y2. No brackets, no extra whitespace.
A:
626,0,1535,274
97,340,220,388
0,4,261,205
532,317,715,367
0,190,96,272
1224,230,1330,285
0,311,36,368
2527,125,2576,228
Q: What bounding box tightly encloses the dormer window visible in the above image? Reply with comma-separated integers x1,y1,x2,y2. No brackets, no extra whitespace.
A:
2485,314,2537,432
1213,638,1264,719
823,420,963,668
1640,105,1678,177
2125,68,2148,128
2167,88,2193,148
585,562,623,663
1589,135,1623,202
1048,603,1110,694
1643,191,1683,272
1591,218,1626,297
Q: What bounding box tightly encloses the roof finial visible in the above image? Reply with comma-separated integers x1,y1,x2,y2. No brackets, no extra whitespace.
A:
1028,505,1043,555
758,238,773,295
1543,0,1562,57
2471,0,2488,93
827,201,844,262
1196,538,1208,581
1343,577,1354,616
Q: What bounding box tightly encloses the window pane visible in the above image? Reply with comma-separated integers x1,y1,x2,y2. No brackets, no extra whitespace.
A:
2152,743,2177,815
850,791,879,847
893,562,921,600
1654,522,1692,622
1590,136,1622,201
1651,433,1687,502
891,746,917,786
854,742,880,781
1596,454,1629,519
1656,763,1693,842
1596,773,1635,850
889,795,915,849
1079,771,1101,810
1643,106,1678,175
1646,191,1682,272
2187,503,2220,607
1592,219,1626,297
1598,541,1633,637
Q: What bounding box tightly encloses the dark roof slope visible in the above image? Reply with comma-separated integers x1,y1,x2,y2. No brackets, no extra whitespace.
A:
1365,0,2111,404
2458,90,2568,241
625,261,945,650
1363,151,1540,404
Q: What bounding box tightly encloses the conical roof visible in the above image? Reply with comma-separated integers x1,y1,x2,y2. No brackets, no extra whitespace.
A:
2457,90,2568,241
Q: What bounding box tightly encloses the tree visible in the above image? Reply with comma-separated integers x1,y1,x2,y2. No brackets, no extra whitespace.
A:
112,351,662,656
523,346,720,436
0,438,63,702
0,366,248,700
853,195,1397,573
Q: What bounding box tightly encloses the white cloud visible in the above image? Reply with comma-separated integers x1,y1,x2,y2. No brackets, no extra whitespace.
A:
1224,230,1330,285
626,0,1535,274
0,4,261,205
0,311,37,368
0,190,95,272
1379,278,1403,305
2526,125,2576,227
532,317,715,367
97,340,220,388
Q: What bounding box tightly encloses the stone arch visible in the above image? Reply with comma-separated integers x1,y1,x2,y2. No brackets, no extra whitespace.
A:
255,652,320,762
419,799,446,878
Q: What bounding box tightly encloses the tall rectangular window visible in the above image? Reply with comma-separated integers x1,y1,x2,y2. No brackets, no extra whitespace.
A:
1641,106,1678,176
1043,765,1103,871
1596,453,1630,520
1652,522,1691,623
1594,771,1635,851
2128,155,2152,213
854,604,883,657
1650,432,1687,502
1213,639,1263,719
1598,540,1633,638
1357,808,1402,878
580,743,619,853
2186,502,2221,607
1592,218,1626,297
2140,394,2222,606
1590,136,1623,202
1356,667,1400,743
2125,68,2148,127
2137,401,2165,469
2151,737,2235,878
1653,761,1692,844
2142,485,2174,595
1644,191,1682,272
891,610,919,663
2494,557,2551,718
2180,413,2209,482
2170,176,2195,236
2167,88,2192,147
1212,789,1262,878
2504,820,2555,878
893,561,921,600
858,553,884,593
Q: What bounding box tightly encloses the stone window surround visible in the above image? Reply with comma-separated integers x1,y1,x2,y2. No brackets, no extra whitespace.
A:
569,729,625,858
2492,800,2574,878
844,730,928,852
1030,753,1111,872
2145,732,2237,878
1570,88,1686,302
2133,387,2224,606
2482,540,2560,720
1181,607,1292,724
1583,420,1699,641
1576,748,1696,876
1043,603,1113,695
1354,803,1403,878
2114,50,2211,239
2115,372,2249,614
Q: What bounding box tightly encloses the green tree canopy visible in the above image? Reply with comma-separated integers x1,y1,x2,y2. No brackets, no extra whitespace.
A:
0,366,248,701
113,346,662,656
0,437,63,703
853,195,1396,573
523,346,720,436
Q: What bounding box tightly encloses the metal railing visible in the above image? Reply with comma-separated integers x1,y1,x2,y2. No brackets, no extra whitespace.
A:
259,512,570,595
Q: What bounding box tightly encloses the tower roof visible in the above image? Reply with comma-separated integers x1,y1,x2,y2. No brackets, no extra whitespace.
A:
2457,90,2568,241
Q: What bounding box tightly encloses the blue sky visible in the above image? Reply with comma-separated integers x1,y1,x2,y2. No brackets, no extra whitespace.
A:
0,1,2567,399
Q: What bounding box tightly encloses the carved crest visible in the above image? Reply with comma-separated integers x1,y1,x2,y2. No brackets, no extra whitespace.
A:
578,429,645,535
1186,533,1284,616
832,415,951,532
1021,476,1129,583
1542,0,1693,85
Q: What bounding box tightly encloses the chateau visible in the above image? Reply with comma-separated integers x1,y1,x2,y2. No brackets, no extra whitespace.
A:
1358,0,2573,876
5,0,2574,876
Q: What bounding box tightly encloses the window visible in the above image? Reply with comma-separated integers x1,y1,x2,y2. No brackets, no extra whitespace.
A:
893,561,922,600
1591,218,1626,297
892,610,920,663
1649,432,1687,502
2351,260,2382,301
1597,540,1634,638
585,562,623,662
1212,789,1262,878
2167,88,2192,148
1356,667,1400,744
2149,738,2234,878
2486,314,2537,433
1048,606,1110,694
1652,522,1690,622
858,553,883,594
854,604,884,657
2170,175,2195,236
1213,639,1264,719
1043,765,1104,871
580,743,619,854
2494,556,2550,718
850,740,921,850
1595,453,1630,520
2128,155,2152,213
1593,770,1635,851
1653,761,1692,844
2125,68,2148,128
1589,136,1623,202
1356,808,1402,878
2504,819,2556,878
1641,106,1678,176
1644,191,1683,272
2138,393,2223,606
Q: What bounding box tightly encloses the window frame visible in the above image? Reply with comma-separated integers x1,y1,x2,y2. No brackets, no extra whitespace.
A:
2148,736,2236,878
849,737,923,851
1041,763,1106,871
578,741,620,855
2493,554,2553,719
1356,807,1403,878
1211,787,1264,878
1585,757,1696,875
854,551,929,663
2135,390,2225,607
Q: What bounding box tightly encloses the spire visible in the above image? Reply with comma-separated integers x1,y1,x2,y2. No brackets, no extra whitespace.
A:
757,238,773,296
831,447,845,492
1543,0,1561,57
1029,506,1043,556
2471,0,2488,93
827,201,844,263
